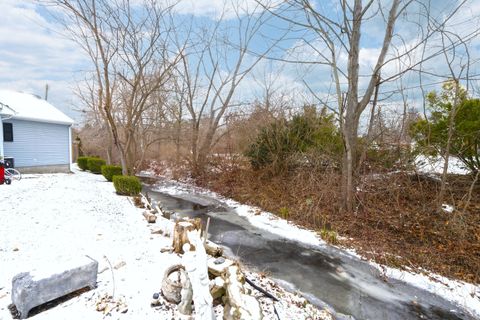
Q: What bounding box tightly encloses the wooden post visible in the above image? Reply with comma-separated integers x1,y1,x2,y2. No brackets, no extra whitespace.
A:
203,217,211,245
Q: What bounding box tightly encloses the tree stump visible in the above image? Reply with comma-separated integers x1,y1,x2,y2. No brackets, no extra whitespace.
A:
173,218,202,254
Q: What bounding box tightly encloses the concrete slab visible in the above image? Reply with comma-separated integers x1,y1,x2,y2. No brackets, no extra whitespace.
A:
11,255,98,319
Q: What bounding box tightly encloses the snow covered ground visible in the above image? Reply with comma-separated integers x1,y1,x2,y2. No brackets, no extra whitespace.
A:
147,174,480,319
0,167,328,319
415,155,471,175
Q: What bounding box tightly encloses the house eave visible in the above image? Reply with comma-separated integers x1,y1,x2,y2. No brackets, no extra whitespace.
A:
1,114,74,126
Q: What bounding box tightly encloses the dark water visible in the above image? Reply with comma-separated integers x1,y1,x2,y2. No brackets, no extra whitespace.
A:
143,183,474,320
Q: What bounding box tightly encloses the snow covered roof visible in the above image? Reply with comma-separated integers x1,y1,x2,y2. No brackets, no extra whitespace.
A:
0,90,74,125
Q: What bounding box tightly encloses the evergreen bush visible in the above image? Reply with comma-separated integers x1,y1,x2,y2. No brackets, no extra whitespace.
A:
77,156,90,171
87,158,106,174
101,165,123,182
113,175,142,196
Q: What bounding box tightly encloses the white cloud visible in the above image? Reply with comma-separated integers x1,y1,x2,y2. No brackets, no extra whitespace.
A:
174,0,268,19
0,0,88,122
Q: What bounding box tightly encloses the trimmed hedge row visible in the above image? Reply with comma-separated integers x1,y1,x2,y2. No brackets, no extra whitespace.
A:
113,175,142,196
77,156,107,174
101,165,123,182
87,158,106,174
77,156,89,171
77,157,140,197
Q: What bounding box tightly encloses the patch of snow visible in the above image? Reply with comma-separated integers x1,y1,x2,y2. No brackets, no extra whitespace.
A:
372,263,480,319
0,167,327,319
415,155,470,175
442,204,455,213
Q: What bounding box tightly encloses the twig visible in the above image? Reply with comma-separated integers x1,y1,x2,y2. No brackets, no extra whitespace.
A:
103,255,115,299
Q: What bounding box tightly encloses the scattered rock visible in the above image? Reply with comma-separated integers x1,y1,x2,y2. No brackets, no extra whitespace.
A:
95,293,128,315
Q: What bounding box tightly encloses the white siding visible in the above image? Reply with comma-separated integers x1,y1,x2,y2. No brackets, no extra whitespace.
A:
3,119,70,167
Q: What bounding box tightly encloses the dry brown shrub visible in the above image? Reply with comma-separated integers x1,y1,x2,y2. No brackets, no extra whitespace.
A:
199,161,480,284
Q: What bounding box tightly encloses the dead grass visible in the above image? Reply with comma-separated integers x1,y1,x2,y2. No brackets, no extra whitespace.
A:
195,163,480,284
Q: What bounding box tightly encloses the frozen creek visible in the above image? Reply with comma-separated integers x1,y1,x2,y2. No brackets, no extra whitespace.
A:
144,180,475,320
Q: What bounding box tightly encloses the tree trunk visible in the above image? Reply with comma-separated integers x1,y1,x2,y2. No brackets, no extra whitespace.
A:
341,130,356,213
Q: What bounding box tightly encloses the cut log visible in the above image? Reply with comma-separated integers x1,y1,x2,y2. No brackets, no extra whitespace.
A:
172,218,202,254
143,211,157,223
223,265,263,320
205,240,223,257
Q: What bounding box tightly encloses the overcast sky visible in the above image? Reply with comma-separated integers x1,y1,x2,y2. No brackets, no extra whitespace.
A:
1,0,480,126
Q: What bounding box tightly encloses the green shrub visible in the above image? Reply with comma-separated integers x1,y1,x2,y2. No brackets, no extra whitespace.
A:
113,175,142,196
411,80,480,173
77,156,90,171
245,106,342,173
101,165,123,182
87,158,106,174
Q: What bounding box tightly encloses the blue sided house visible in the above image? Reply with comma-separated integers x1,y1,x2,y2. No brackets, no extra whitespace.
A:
0,90,74,173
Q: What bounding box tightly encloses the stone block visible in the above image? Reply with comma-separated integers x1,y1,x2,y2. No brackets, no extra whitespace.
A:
11,255,98,319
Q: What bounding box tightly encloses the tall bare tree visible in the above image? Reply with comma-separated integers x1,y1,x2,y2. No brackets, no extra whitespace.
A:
45,0,181,174
261,0,472,211
173,3,285,176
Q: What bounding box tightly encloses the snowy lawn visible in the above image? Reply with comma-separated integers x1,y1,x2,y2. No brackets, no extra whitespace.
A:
0,167,326,319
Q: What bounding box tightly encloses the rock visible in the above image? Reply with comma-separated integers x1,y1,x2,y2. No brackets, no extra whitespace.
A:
210,277,225,300
113,261,126,270
205,240,223,257
208,257,234,277
223,265,263,320
143,211,157,223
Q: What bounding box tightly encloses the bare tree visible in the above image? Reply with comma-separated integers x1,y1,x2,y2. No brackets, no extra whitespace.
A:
173,3,285,176
435,23,475,209
260,0,473,212
45,0,181,174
